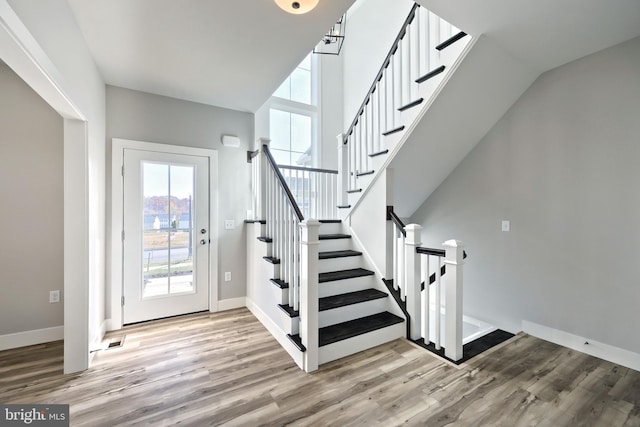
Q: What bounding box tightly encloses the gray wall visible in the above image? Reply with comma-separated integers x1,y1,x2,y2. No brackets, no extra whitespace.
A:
0,62,63,334
410,36,640,353
106,86,254,310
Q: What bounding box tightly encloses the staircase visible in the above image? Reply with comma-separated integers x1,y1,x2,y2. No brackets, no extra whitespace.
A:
246,1,528,372
282,220,404,364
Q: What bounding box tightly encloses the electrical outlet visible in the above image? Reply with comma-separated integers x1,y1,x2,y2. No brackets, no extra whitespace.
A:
502,220,510,232
49,290,60,303
224,272,232,282
224,220,235,230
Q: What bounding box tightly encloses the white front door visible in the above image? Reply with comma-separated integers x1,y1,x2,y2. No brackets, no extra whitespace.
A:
123,148,210,324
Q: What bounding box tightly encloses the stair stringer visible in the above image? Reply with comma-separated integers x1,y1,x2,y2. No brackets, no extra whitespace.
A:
344,34,539,220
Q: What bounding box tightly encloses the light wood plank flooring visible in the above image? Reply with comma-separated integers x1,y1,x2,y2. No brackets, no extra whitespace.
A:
1,308,640,426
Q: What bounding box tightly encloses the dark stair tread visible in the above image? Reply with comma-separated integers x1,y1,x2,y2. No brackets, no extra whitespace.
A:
319,312,404,346
287,334,306,352
270,278,289,289
337,205,351,209
320,289,388,311
369,149,389,158
319,234,351,240
382,125,405,136
288,312,404,348
263,256,280,264
278,304,298,318
415,65,446,84
257,236,272,243
319,219,342,223
244,219,267,224
319,268,374,283
356,170,375,177
435,31,467,51
398,98,424,112
346,188,362,194
278,288,386,318
319,250,362,260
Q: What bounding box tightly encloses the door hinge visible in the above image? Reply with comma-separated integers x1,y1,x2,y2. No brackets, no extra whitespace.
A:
121,165,124,177
121,296,125,306
121,230,125,241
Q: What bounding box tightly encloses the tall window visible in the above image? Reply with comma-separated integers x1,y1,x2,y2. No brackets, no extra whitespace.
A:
269,54,318,167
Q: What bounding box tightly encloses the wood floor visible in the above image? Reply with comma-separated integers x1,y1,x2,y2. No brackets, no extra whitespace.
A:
2,309,640,426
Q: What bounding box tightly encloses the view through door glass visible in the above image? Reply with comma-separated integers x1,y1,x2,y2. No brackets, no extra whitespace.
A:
143,162,195,297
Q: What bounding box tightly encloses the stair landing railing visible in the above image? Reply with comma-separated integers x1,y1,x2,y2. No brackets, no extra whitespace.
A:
388,206,465,361
337,3,466,208
248,138,320,372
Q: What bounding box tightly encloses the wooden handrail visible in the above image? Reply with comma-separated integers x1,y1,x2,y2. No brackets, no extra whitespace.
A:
278,164,338,175
387,206,407,237
343,3,420,143
263,144,304,222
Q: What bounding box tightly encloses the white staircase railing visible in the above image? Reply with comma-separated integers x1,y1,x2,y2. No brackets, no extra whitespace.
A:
248,138,320,372
279,165,338,220
388,208,465,361
338,2,465,206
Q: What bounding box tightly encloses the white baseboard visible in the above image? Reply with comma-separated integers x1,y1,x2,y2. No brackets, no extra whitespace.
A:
217,297,246,312
522,320,640,372
0,326,64,351
245,297,304,370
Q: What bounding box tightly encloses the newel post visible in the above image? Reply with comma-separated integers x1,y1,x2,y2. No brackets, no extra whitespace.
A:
404,224,422,340
443,239,464,361
300,219,320,372
337,134,348,208
257,137,270,221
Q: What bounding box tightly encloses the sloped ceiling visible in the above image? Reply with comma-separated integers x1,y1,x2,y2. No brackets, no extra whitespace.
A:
417,0,640,73
67,0,355,112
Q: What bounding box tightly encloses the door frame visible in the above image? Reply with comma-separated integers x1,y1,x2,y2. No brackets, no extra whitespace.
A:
111,138,219,330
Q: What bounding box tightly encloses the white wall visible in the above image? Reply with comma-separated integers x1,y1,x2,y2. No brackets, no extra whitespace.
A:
319,54,343,169
410,36,640,353
342,0,414,126
105,86,254,310
4,0,105,372
0,62,64,335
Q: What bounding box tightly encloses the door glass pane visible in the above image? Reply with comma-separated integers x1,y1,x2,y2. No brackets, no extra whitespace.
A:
142,162,170,297
168,164,194,294
142,162,195,299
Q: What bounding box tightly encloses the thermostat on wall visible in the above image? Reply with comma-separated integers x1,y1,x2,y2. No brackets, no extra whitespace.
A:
221,134,240,148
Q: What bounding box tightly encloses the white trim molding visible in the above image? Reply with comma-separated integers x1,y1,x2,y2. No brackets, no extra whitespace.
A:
523,320,640,372
0,326,64,352
217,297,246,311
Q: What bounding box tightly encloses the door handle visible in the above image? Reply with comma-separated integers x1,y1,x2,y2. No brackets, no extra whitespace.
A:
200,239,207,245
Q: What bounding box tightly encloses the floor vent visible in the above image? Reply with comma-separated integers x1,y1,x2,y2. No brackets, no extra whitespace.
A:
91,335,126,353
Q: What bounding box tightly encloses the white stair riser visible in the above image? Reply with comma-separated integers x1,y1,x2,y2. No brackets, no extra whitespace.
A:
319,239,353,252
270,285,288,306
319,298,388,328
278,311,299,335
318,256,364,273
319,275,376,298
318,322,405,365
318,222,343,235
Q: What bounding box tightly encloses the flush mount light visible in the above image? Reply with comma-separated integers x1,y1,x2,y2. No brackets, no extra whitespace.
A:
274,0,319,14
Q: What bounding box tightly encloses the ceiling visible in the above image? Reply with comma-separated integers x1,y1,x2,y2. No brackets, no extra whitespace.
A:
417,0,640,73
67,0,355,112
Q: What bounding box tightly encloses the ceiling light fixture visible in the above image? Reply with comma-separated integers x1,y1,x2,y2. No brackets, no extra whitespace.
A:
313,14,346,55
274,0,319,14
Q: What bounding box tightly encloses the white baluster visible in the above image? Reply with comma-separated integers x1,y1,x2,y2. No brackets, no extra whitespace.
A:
336,134,349,206
434,255,442,350
300,220,320,372
421,254,430,343
293,219,300,311
392,225,398,290
404,224,422,340
443,240,464,361
400,231,406,301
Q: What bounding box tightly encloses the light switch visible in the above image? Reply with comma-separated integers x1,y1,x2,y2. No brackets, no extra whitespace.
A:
224,272,231,282
502,220,510,232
